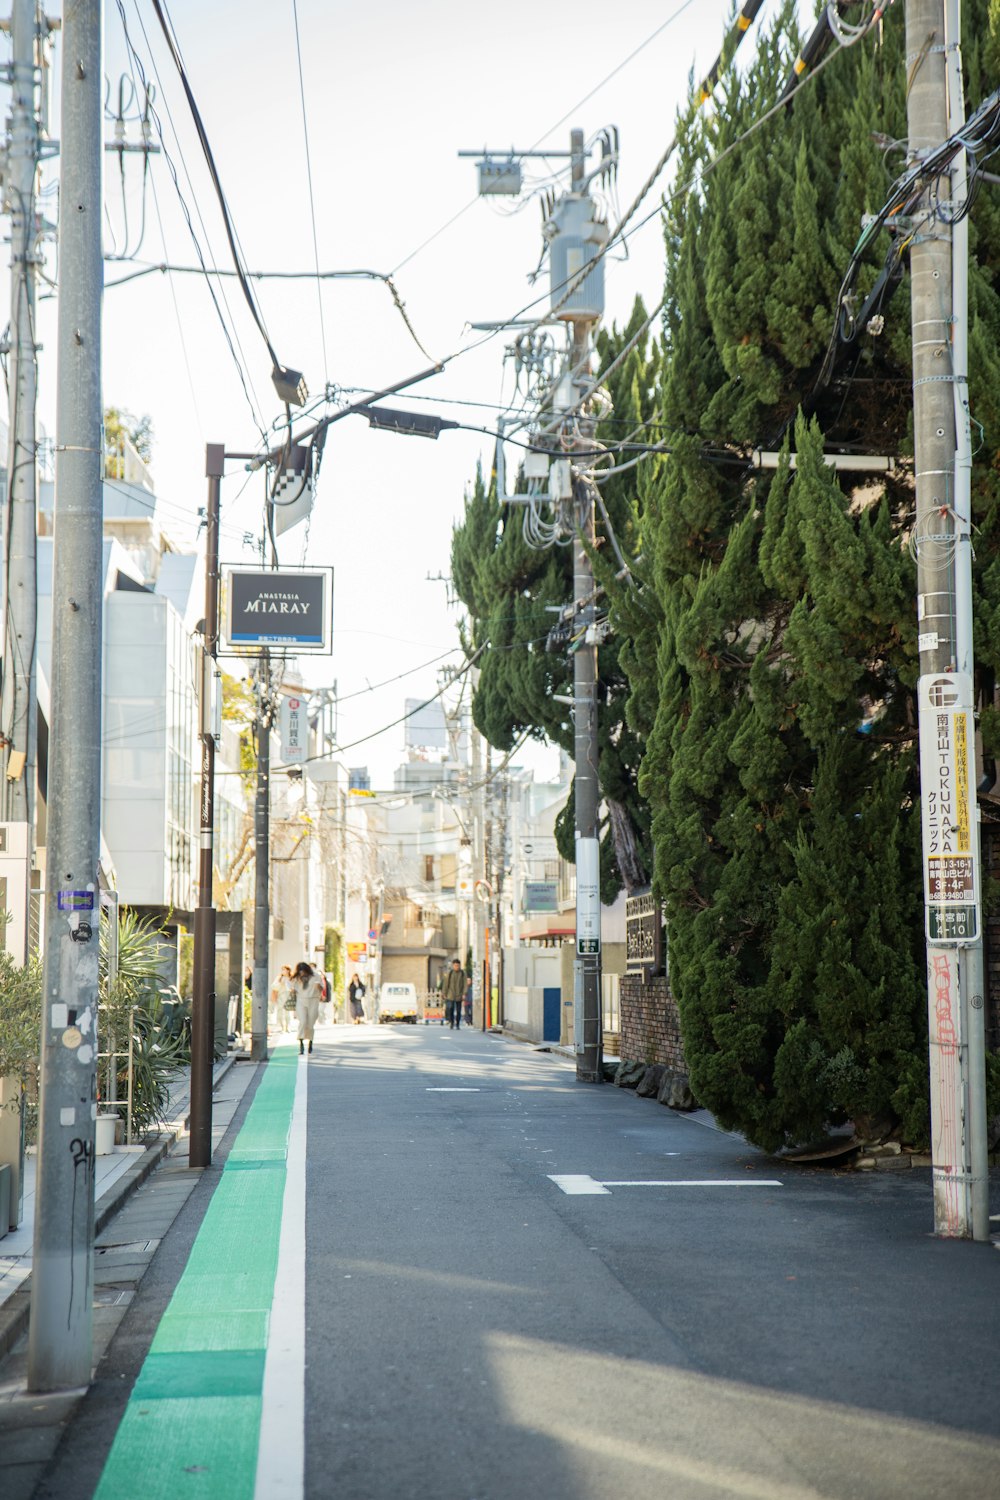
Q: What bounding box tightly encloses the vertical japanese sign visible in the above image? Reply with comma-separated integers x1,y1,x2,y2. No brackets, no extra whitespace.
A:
576,835,601,955
918,672,980,945
279,694,306,764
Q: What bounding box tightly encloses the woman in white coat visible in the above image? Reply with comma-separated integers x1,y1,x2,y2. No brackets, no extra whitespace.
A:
291,961,323,1054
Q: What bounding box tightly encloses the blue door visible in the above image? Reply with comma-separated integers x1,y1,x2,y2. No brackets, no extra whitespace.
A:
543,987,561,1043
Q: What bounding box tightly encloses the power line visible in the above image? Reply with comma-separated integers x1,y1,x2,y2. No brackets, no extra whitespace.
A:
388,0,706,278
525,0,700,152
151,0,281,374
126,0,269,426
290,0,328,377
115,0,267,436
336,648,463,703
103,261,438,363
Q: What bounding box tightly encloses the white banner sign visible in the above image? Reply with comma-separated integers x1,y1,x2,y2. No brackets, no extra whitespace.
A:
917,672,980,945
576,835,601,955
279,693,307,764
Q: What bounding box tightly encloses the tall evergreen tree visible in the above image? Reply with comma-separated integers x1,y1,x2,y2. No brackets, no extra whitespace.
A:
619,0,1000,1149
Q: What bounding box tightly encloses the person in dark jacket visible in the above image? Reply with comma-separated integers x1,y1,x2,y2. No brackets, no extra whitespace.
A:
441,958,466,1030
348,972,366,1024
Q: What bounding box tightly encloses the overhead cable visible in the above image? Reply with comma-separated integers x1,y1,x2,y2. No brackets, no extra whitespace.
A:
115,0,267,435
290,0,328,376
151,0,285,376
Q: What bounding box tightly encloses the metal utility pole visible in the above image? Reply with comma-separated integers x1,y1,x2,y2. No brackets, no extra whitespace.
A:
28,0,103,1392
189,444,223,1169
252,661,272,1060
0,0,41,958
907,0,987,1238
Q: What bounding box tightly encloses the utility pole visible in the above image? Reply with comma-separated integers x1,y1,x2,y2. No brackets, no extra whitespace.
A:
462,125,611,1078
252,660,272,1060
189,443,223,1169
484,741,494,1026
0,0,41,960
907,0,987,1238
471,709,487,1029
573,466,602,1083
566,128,603,1084
28,0,103,1392
943,0,988,1243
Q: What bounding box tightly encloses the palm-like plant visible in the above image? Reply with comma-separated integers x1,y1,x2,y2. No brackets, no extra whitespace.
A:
99,907,191,1138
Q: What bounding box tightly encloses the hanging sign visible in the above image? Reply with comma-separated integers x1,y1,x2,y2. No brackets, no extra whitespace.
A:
279,694,307,763
918,672,981,945
223,567,333,652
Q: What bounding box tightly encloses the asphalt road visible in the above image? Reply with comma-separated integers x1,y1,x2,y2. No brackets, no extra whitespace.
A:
38,1024,1000,1499
305,1025,999,1499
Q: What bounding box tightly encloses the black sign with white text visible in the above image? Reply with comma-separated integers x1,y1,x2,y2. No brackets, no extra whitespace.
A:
225,568,332,651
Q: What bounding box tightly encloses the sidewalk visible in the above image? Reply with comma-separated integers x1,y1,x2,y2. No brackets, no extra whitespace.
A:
0,1053,260,1500
0,1053,239,1363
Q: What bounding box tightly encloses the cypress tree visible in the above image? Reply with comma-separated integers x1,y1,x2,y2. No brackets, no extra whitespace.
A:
624,0,1000,1149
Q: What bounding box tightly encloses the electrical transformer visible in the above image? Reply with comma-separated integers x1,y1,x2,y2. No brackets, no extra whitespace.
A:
546,195,608,321
477,156,522,196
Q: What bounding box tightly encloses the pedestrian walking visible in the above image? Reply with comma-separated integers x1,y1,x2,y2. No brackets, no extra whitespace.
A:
348,972,366,1024
463,974,473,1029
269,964,294,1033
317,970,331,1026
442,957,466,1030
291,961,324,1054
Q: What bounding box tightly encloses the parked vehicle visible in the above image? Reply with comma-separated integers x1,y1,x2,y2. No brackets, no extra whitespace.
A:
379,982,419,1024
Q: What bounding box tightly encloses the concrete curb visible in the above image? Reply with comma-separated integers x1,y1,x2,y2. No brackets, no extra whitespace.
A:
0,1054,239,1365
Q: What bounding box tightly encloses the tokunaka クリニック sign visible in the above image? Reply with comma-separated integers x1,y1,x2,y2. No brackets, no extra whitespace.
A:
917,671,981,945
224,568,332,651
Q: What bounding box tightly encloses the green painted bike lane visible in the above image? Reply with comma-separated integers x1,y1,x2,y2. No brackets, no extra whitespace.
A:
95,1046,299,1500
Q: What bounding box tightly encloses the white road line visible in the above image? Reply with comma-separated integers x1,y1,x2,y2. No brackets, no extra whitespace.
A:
601,1180,783,1188
549,1175,783,1195
548,1175,611,1195
254,1053,308,1500
426,1087,481,1092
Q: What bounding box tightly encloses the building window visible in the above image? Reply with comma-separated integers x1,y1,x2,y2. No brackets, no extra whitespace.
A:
424,855,435,882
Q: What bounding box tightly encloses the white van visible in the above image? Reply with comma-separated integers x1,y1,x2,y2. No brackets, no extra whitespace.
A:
379,982,419,1024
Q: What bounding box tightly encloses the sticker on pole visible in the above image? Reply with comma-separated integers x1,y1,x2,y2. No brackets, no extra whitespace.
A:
918,672,981,945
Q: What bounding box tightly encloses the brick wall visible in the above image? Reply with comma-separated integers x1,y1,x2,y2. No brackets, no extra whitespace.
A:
619,973,686,1070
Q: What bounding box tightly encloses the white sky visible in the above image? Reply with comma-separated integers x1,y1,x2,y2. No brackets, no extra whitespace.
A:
20,0,815,787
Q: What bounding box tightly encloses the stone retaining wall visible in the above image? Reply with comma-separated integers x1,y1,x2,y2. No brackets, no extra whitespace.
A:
619,973,685,1070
